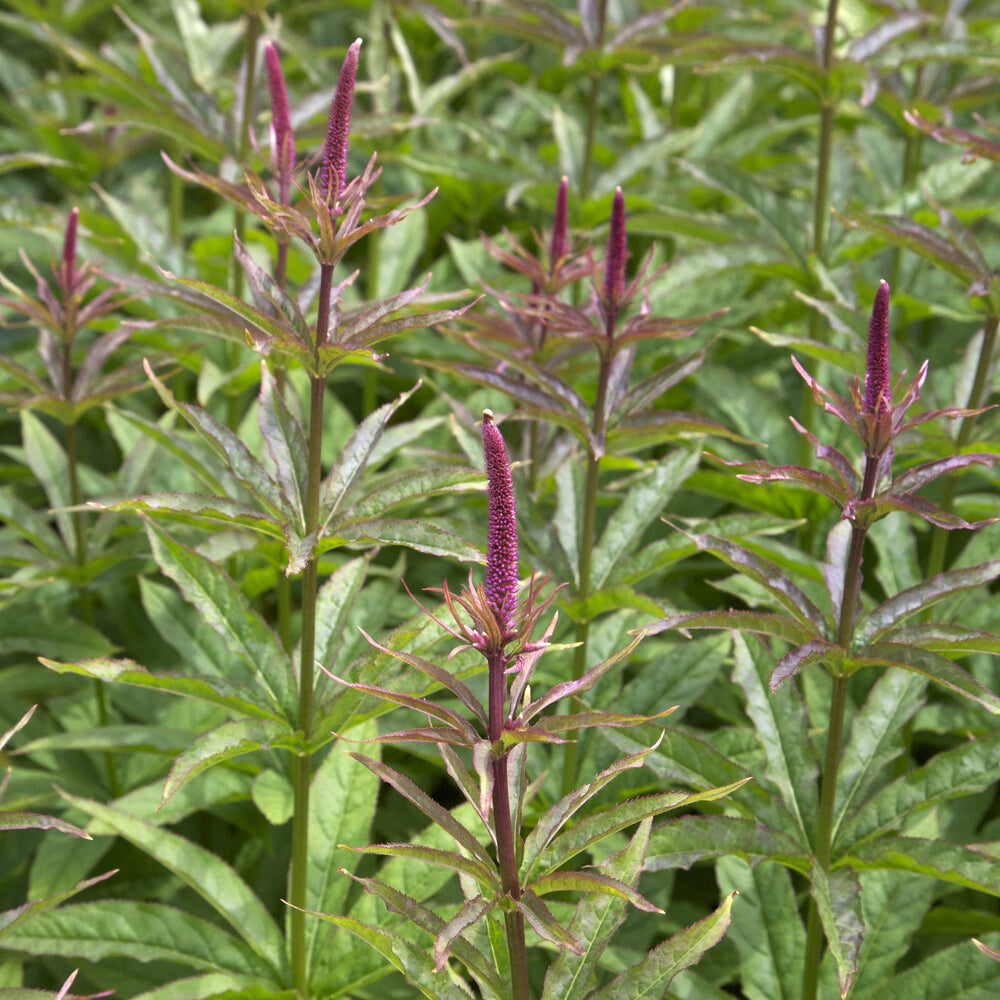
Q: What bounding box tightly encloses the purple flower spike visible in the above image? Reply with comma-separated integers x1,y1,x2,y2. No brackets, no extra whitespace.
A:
864,279,891,415
264,42,295,205
549,176,569,272
321,38,362,208
604,187,627,306
482,409,518,630
61,207,78,295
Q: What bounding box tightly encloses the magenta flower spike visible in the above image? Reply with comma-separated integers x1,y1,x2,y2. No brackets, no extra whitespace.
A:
482,409,518,631
264,42,295,205
320,38,362,209
61,207,78,297
549,176,569,272
604,186,627,306
864,279,891,416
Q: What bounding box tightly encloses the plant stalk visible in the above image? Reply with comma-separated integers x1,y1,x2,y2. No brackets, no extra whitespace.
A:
290,264,332,999
579,0,609,199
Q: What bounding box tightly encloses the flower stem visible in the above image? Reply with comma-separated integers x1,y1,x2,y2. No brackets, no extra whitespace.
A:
579,0,608,199
290,265,332,1000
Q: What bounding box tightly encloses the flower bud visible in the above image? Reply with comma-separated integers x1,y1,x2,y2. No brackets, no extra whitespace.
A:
482,410,518,630
604,186,627,305
264,42,295,205
864,279,891,415
320,38,362,209
549,176,569,273
61,207,78,296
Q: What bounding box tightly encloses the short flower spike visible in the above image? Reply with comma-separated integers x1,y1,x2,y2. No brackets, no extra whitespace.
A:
61,207,78,296
321,38,362,207
549,176,569,271
264,42,295,204
482,409,518,630
864,279,891,415
604,187,627,304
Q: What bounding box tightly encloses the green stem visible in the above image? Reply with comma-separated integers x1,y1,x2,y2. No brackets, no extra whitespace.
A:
579,0,609,199
926,313,999,577
290,265,332,999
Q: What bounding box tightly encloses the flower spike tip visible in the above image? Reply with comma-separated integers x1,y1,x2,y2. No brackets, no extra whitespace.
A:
482,410,518,630
864,279,891,415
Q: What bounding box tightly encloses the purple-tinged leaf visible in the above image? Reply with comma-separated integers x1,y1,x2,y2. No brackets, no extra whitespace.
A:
518,889,584,954
72,328,133,400
812,865,864,999
347,754,495,868
320,385,418,525
680,529,828,630
589,892,737,1000
861,642,1000,714
341,841,497,892
973,939,1000,962
0,810,90,837
770,640,836,690
789,417,860,492
646,610,818,645
532,708,675,734
330,517,482,563
864,492,996,530
885,624,1000,658
823,520,851,626
620,349,705,418
904,110,1000,164
857,560,1000,645
843,836,1000,897
335,875,502,995
889,453,996,495
234,239,309,344
105,493,285,538
530,870,661,913
646,815,807,873
720,457,850,508
257,363,308,530
433,895,494,970
1,705,37,753
603,343,635,427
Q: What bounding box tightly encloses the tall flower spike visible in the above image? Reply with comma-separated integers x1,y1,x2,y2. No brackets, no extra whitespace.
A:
320,38,362,208
864,279,891,415
264,42,295,205
549,176,569,273
604,186,627,307
61,207,78,296
482,410,518,630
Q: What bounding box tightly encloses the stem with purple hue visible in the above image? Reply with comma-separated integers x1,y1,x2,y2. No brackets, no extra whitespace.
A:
926,312,999,577
802,450,877,1000
289,262,332,999
487,644,529,1000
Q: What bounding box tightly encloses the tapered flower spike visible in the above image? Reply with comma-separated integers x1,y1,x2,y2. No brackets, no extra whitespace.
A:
482,409,518,631
549,176,569,272
864,279,891,416
61,207,78,296
264,42,295,205
604,186,627,305
320,38,362,208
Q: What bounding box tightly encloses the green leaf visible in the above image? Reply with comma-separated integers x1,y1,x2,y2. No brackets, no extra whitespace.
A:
518,889,582,953
646,815,807,873
145,520,295,718
39,656,280,721
1,901,278,980
589,891,736,1000
126,973,285,1000
306,730,380,986
312,916,477,1000
836,731,1000,852
320,385,419,527
856,937,1000,1000
591,448,700,588
344,842,497,893
811,865,864,999
60,793,289,980
331,517,482,563
0,597,113,661
162,718,290,805
843,837,1000,897
717,857,805,1000
832,670,926,849
257,363,308,531
250,769,293,826
19,410,72,552
648,609,818,646
0,871,115,942
733,633,818,844
343,466,483,521
312,556,368,678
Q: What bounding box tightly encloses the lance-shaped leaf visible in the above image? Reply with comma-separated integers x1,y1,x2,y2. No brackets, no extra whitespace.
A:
519,889,584,954
145,520,296,718
343,467,483,521
733,633,818,843
143,362,291,521
347,754,495,869
0,870,116,943
312,556,368,679
1,900,279,980
885,623,1000,658
38,655,281,721
715,456,851,508
234,238,310,345
542,819,651,1000
59,793,288,980
836,730,1000,852
646,609,818,645
257,363,308,531
770,639,837,690
860,642,1000,714
433,895,495,971
646,815,808,873
619,350,706,418
677,529,828,631
812,865,864,999
530,870,660,912
107,493,286,539
856,560,1000,645
842,837,1000,897
591,449,700,588
889,453,997,496
535,780,749,877
339,872,502,996
320,385,419,526
329,516,482,563
161,718,291,806
832,670,926,850
341,842,498,894
589,890,737,1000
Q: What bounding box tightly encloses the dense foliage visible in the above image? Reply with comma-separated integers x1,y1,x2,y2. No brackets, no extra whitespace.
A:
2,2,1000,999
